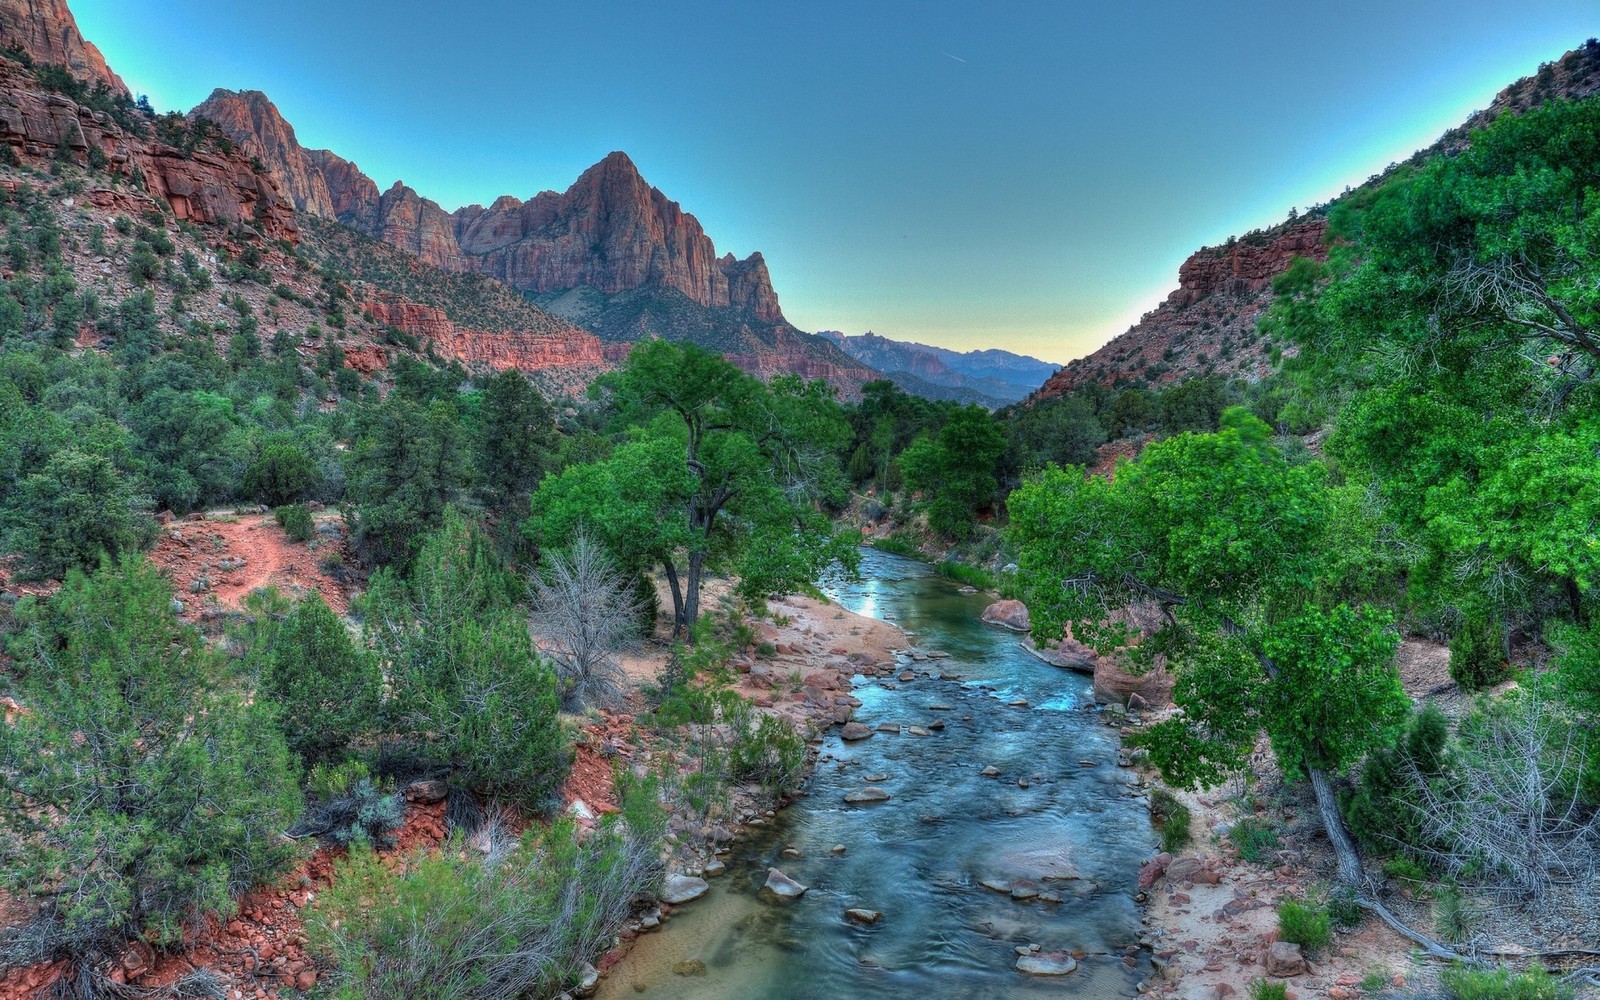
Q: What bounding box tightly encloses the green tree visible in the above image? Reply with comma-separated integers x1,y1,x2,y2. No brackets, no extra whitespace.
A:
899,404,1007,540
1008,408,1408,883
244,438,320,507
550,341,857,635
347,395,470,567
254,591,381,766
368,512,569,805
0,559,300,972
1,448,147,580
474,369,557,511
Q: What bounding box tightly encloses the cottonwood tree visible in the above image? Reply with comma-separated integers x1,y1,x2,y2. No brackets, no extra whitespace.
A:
1009,408,1409,884
530,532,641,710
531,341,856,638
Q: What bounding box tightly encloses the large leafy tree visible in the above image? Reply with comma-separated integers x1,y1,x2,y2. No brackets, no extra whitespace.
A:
1009,409,1408,883
0,559,300,975
534,341,856,636
899,404,1007,540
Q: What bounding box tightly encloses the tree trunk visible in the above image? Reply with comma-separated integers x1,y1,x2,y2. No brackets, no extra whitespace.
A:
684,550,704,641
663,563,685,637
1307,764,1364,885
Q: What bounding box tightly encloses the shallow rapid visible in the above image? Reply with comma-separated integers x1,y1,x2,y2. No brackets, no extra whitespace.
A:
600,550,1155,999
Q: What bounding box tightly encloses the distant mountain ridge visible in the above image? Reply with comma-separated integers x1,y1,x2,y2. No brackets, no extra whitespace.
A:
1032,38,1600,403
190,89,879,396
819,330,1057,407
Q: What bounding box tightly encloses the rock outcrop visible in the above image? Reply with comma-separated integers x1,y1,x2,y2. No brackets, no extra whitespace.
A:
0,58,295,241
0,0,124,94
305,147,380,227
360,293,608,377
190,89,334,216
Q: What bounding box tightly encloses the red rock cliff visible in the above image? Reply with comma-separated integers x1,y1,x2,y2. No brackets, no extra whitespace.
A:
362,292,609,378
191,89,335,217
0,0,124,94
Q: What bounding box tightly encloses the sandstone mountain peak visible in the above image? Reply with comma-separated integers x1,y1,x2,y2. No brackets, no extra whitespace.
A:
0,0,124,94
192,88,335,217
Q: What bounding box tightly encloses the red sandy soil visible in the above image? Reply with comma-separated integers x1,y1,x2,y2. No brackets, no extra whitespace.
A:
148,510,356,622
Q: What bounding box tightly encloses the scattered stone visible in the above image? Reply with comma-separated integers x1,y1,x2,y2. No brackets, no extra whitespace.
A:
981,600,1031,631
981,765,1001,777
763,868,808,899
1017,777,1031,788
844,908,883,924
702,859,726,877
840,722,873,741
660,873,709,905
1010,880,1040,900
404,779,448,804
1264,941,1307,978
876,722,901,733
979,877,1011,893
573,963,600,997
1015,952,1078,976
830,844,846,855
1009,698,1029,708
843,787,891,804
781,846,803,858
929,704,953,711
927,719,945,730
908,725,930,736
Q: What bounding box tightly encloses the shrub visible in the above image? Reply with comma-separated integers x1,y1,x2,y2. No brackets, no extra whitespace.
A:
1248,980,1288,1000
1449,616,1509,691
728,709,806,798
254,591,381,766
1440,966,1571,1000
291,767,404,850
246,441,319,506
1433,883,1479,944
1277,897,1333,951
275,502,314,542
0,559,300,968
1341,704,1448,854
1,448,148,580
307,786,663,1000
1230,816,1280,862
1150,787,1192,853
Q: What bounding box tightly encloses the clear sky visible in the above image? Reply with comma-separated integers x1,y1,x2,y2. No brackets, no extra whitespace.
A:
74,1,1596,364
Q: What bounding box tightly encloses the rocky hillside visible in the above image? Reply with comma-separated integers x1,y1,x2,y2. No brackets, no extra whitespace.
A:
191,91,879,396
0,0,123,93
1034,38,1600,402
820,330,1057,407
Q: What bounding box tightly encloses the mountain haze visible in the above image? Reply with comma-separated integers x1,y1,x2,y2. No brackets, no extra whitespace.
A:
819,330,1058,407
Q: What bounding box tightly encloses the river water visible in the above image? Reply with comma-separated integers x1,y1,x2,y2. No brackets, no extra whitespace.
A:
599,550,1155,999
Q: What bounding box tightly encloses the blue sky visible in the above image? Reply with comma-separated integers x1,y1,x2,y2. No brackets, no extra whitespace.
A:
75,1,1597,364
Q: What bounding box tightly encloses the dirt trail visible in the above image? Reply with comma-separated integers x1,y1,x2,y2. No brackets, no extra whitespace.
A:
147,511,355,621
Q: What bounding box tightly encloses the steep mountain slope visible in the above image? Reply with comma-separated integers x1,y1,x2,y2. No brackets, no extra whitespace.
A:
820,330,1057,406
0,0,123,93
191,91,879,396
1033,39,1600,402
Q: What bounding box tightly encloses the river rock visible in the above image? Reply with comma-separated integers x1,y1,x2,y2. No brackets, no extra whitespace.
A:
1092,655,1175,709
876,722,901,733
981,765,1001,777
660,873,709,905
1010,880,1040,900
981,600,1031,631
844,908,883,924
573,962,600,996
703,859,726,877
1015,952,1078,976
908,725,930,736
843,787,891,804
764,868,808,899
840,722,873,741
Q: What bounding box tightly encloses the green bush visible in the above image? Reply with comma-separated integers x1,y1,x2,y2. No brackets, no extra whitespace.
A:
1341,704,1448,854
275,502,314,542
1449,615,1509,691
246,440,320,506
1248,980,1288,1000
1229,816,1280,862
1,448,149,580
728,708,806,798
254,591,381,766
937,559,996,591
0,559,300,966
1277,896,1333,951
307,788,663,1000
1433,883,1479,944
1149,787,1192,853
1440,966,1571,1000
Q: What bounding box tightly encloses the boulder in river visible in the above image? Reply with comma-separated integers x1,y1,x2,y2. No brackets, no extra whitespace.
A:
660,873,709,905
844,908,883,924
1015,952,1078,976
843,786,892,804
840,722,873,741
981,600,1031,631
764,868,809,899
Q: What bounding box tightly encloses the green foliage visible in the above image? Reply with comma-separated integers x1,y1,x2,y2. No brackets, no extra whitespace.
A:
306,796,662,1000
1433,883,1479,945
245,440,319,506
1229,817,1280,863
252,591,381,766
1277,897,1333,951
0,448,148,580
348,393,470,567
0,559,300,962
1247,980,1288,1000
368,512,569,806
473,368,556,512
936,559,996,591
1448,616,1509,692
1439,966,1571,1000
275,502,314,542
899,404,1007,540
727,709,807,797
1341,703,1449,855
1149,787,1192,853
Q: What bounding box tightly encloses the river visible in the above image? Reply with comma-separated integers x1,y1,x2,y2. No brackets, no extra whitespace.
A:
599,550,1155,999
